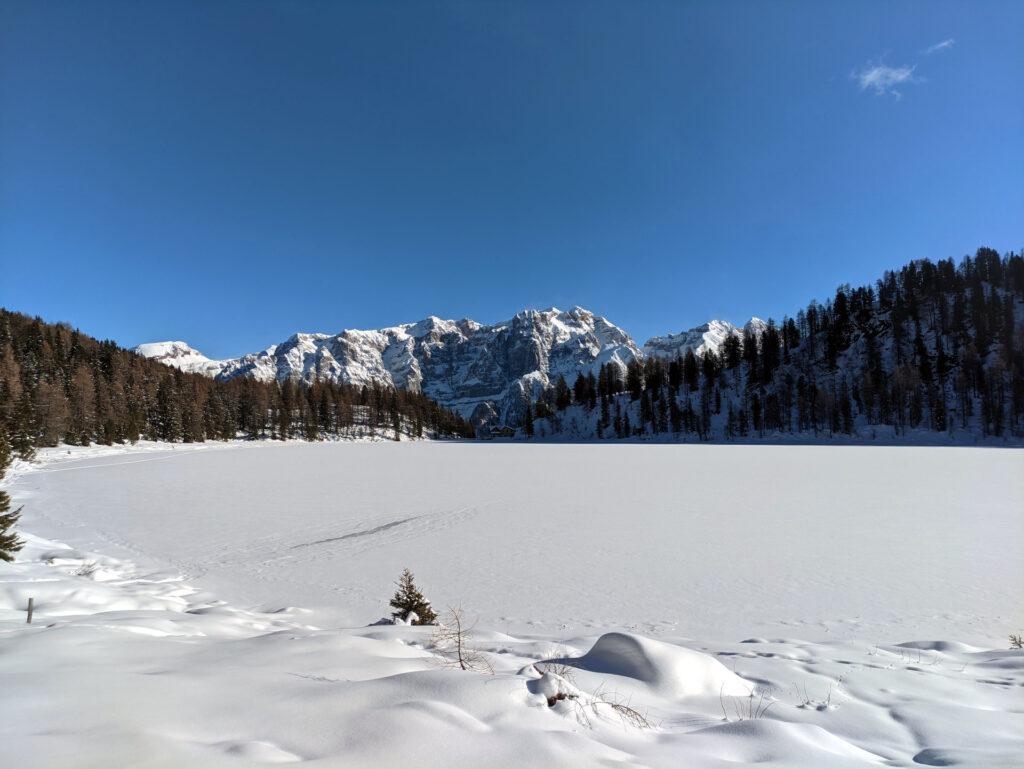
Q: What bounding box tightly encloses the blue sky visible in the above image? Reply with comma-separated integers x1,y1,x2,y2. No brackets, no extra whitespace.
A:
1,1,1021,357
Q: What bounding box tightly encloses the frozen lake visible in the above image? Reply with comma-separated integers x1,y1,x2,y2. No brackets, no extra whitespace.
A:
12,442,1021,644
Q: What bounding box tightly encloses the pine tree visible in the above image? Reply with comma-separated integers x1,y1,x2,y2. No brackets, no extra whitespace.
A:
11,391,35,460
554,375,571,410
626,360,644,400
0,423,10,475
0,426,23,563
389,568,437,625
722,334,742,369
0,490,22,563
683,349,699,391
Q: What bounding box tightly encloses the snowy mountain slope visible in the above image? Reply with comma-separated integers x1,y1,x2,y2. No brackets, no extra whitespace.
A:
133,341,228,378
139,307,645,424
642,317,765,360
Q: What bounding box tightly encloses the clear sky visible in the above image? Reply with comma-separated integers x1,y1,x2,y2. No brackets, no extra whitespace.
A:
1,1,1021,358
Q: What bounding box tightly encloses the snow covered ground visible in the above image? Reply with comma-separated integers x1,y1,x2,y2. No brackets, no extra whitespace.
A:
2,442,1022,767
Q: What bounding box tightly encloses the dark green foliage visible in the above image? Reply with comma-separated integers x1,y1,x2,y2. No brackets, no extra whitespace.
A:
0,423,10,476
0,425,23,562
683,349,699,391
554,375,571,410
0,493,23,563
625,360,644,400
389,568,437,625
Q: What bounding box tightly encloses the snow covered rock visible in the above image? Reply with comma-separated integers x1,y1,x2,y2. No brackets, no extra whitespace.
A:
549,632,752,699
528,670,583,707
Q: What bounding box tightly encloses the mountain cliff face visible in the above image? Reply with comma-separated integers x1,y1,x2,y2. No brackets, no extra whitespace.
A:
137,307,644,425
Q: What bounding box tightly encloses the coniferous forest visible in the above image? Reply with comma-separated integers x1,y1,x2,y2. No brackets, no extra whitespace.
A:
529,249,1024,441
0,309,476,459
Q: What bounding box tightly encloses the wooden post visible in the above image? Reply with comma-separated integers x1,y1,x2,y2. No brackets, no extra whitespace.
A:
26,597,33,624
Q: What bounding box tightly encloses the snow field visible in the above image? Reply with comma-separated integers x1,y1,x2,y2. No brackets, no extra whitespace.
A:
1,442,1022,767
10,442,1020,643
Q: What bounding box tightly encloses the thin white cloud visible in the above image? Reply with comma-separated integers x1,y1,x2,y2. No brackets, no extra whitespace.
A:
852,62,918,99
924,38,955,55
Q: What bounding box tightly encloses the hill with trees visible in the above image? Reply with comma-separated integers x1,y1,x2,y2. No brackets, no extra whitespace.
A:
528,248,1024,443
0,309,475,460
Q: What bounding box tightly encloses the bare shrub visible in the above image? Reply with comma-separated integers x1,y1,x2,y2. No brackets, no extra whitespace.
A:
585,685,652,730
536,662,577,680
432,607,492,673
74,561,99,578
720,684,776,721
534,664,651,730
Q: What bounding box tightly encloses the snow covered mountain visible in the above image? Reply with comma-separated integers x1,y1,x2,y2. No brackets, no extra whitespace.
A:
642,318,766,360
132,341,227,378
137,307,643,425
136,310,775,427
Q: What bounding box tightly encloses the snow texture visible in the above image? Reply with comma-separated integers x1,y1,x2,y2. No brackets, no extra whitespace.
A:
2,442,1022,768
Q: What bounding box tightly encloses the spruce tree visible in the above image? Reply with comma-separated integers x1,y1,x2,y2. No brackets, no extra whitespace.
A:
0,424,10,476
389,568,437,625
0,491,22,563
554,375,571,410
0,427,23,563
683,349,699,391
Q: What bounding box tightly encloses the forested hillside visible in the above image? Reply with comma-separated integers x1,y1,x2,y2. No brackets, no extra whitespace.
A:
528,248,1024,442
0,310,475,458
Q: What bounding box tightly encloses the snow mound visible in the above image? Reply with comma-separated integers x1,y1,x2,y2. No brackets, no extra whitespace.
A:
912,746,1022,767
552,632,751,698
212,740,301,763
895,640,983,654
681,720,883,765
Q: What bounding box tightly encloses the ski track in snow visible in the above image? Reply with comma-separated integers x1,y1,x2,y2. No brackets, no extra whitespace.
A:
289,517,422,549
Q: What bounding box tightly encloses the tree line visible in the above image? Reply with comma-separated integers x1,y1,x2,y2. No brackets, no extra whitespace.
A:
0,308,475,460
527,248,1024,441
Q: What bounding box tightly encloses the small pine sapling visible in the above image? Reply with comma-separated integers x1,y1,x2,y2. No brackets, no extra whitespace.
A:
389,568,437,625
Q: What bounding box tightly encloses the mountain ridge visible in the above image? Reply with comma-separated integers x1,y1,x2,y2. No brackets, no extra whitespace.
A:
137,308,761,424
